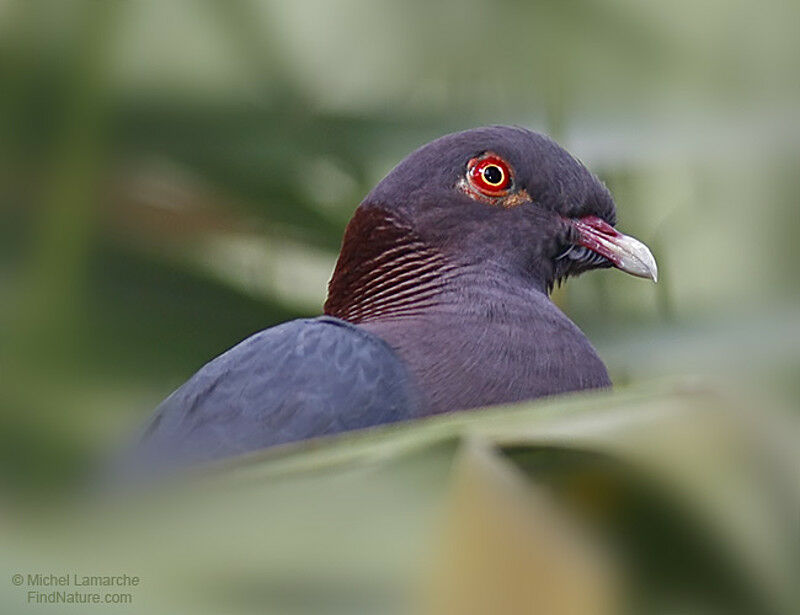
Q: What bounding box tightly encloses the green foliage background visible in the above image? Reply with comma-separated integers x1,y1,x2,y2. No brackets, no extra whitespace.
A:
1,0,799,487
0,2,798,613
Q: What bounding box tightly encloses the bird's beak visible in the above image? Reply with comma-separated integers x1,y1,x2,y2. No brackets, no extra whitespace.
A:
570,216,658,282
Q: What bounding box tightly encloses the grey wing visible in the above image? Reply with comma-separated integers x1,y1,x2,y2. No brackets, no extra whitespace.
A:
127,316,421,472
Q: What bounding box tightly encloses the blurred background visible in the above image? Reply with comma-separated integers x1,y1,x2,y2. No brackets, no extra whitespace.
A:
1,3,799,615
0,0,798,491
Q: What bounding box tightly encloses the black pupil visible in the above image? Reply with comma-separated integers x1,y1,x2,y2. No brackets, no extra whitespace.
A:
483,165,503,185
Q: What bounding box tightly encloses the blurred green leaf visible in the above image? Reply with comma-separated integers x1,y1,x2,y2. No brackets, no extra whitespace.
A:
2,382,796,614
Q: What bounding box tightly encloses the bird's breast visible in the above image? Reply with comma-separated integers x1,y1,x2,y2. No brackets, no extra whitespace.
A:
358,300,610,416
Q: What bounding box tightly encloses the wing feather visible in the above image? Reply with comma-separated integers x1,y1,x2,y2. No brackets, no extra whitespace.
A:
127,316,420,473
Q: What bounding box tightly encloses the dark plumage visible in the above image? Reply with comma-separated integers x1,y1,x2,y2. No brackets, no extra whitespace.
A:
127,318,420,471
125,126,656,472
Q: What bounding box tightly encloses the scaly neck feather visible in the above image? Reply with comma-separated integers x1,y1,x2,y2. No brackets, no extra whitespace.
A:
324,207,458,323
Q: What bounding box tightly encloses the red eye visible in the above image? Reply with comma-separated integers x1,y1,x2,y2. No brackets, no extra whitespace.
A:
467,155,513,196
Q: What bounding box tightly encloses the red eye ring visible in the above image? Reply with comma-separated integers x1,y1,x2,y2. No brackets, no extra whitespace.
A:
467,155,513,196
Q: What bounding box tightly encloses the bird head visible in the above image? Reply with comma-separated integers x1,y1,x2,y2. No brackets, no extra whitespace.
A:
362,125,657,292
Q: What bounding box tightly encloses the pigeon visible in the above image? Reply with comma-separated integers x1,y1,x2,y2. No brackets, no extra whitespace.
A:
125,126,657,472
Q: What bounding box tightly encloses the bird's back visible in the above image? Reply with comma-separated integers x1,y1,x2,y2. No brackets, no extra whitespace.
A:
121,316,421,474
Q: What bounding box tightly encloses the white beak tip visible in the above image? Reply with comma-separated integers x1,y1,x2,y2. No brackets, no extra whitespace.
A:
611,234,658,283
